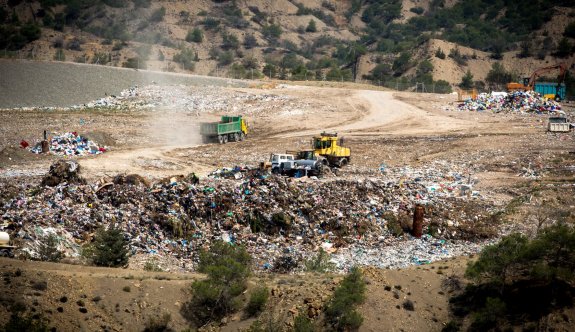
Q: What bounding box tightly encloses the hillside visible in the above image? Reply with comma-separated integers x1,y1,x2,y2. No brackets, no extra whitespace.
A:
1,0,575,91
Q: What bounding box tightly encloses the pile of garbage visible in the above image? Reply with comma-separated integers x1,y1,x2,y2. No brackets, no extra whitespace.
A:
27,132,106,156
0,161,497,272
41,160,86,187
457,91,562,114
57,85,331,117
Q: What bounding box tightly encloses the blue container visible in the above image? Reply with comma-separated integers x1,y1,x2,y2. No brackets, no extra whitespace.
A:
534,82,566,100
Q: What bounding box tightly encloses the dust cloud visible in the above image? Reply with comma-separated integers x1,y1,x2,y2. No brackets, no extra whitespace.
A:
139,72,207,148
146,108,205,148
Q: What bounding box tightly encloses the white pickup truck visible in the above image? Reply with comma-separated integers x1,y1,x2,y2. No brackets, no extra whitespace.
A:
266,151,325,176
270,153,295,173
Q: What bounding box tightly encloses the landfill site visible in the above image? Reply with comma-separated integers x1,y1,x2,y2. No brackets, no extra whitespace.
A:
1,61,575,331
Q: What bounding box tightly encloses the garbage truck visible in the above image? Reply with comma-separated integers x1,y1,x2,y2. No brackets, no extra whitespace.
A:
200,116,248,144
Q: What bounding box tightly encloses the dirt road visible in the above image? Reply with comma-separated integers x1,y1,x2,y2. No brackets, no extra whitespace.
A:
277,88,477,139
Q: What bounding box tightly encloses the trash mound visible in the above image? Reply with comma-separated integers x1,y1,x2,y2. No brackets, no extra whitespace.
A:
41,160,86,187
28,132,106,156
113,174,150,187
0,160,499,271
457,91,563,114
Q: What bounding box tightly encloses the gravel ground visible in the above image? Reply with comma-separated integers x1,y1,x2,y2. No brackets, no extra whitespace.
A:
0,60,247,108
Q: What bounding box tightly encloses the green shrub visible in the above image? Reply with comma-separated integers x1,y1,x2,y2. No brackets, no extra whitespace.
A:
173,47,196,70
392,52,411,75
218,50,234,66
186,28,203,43
247,312,284,332
123,57,145,69
469,297,506,331
143,312,171,332
459,70,474,89
448,48,467,66
221,31,239,50
245,286,268,317
338,309,363,330
306,19,317,33
91,52,109,65
293,311,314,332
518,40,531,58
230,63,246,78
244,33,258,49
434,80,452,93
465,233,528,286
112,41,124,51
410,7,424,15
565,21,575,38
133,0,151,8
325,267,366,330
272,255,298,273
263,63,277,78
91,226,129,267
441,320,460,332
242,56,258,70
2,312,49,332
555,38,573,58
201,17,220,30
262,23,282,42
37,234,63,262
150,7,166,22
20,23,41,42
181,241,251,326
74,54,90,63
402,299,415,311
144,258,163,272
304,248,334,273
455,224,575,330
485,62,514,86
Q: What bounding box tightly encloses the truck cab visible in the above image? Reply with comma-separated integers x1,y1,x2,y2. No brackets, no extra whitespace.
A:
270,153,294,173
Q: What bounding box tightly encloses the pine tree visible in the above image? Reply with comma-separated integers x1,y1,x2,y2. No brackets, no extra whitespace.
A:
92,226,129,267
459,70,474,89
306,19,317,33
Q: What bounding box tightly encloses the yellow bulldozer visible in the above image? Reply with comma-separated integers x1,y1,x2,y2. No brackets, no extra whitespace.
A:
312,132,351,167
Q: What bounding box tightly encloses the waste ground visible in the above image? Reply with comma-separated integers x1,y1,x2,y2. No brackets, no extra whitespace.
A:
1,84,574,274
1,77,575,332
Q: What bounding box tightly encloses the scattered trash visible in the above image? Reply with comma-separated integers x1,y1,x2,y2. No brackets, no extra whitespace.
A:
28,132,106,156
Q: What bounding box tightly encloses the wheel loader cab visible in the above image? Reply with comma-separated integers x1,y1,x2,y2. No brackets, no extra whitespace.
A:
298,150,317,160
313,137,332,151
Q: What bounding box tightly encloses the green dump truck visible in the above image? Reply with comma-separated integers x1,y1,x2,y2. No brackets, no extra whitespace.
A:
200,116,248,144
